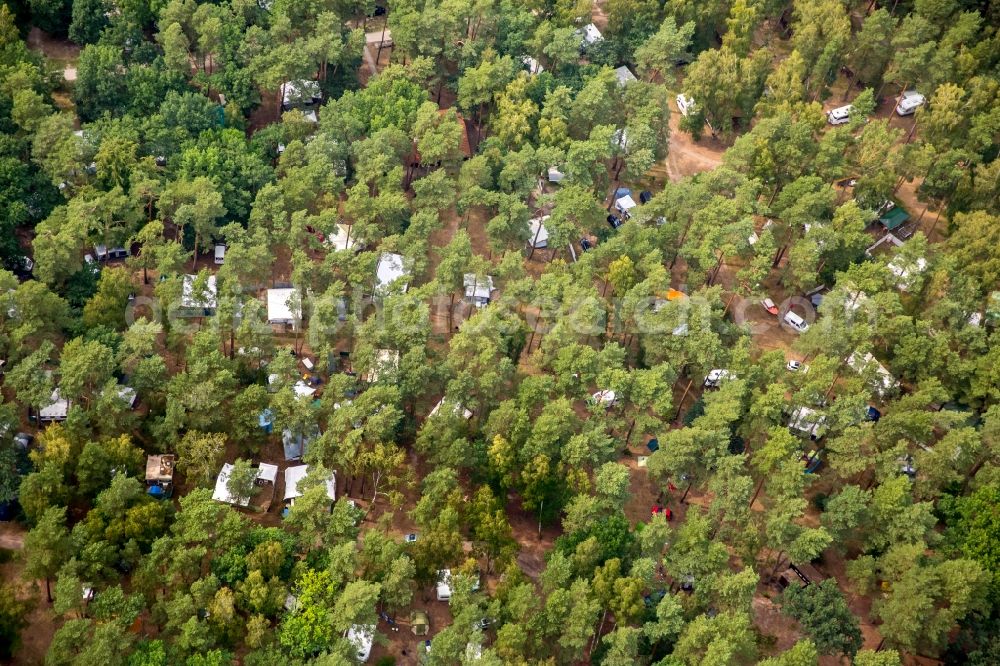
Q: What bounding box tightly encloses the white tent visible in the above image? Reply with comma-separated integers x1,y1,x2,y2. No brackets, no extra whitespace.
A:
847,352,899,396
181,274,218,310
522,56,543,75
580,23,603,45
528,216,550,248
375,253,408,294
788,407,826,439
326,224,358,252
212,463,276,506
283,464,336,502
292,381,316,398
267,288,301,325
615,195,637,215
887,256,927,291
614,66,637,86
547,167,565,183
365,349,400,383
281,79,321,108
429,397,473,420
115,386,138,409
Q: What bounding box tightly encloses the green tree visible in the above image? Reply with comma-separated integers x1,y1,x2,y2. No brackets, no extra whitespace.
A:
781,579,862,657
176,431,227,487
24,506,72,602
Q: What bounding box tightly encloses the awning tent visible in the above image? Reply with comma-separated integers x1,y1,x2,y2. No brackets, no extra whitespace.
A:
879,206,909,230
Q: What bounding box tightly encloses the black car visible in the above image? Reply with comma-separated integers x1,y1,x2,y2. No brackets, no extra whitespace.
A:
639,190,653,204
607,214,622,229
580,238,593,251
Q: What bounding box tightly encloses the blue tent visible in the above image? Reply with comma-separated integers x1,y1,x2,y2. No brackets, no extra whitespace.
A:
614,187,632,200
866,406,881,422
646,438,659,452
148,485,165,498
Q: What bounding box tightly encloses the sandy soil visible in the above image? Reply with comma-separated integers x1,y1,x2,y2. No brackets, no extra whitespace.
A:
1,522,58,666
26,28,80,66
660,97,727,182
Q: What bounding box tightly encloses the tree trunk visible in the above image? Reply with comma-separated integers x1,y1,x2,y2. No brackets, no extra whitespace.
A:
680,480,693,503
674,378,694,421
622,417,636,453
772,243,787,268
670,216,695,268
45,577,52,603
722,291,738,317
749,477,765,508
927,194,951,237
448,292,455,337
769,550,786,580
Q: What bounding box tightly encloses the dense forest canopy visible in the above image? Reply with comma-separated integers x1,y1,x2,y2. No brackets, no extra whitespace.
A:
0,0,997,663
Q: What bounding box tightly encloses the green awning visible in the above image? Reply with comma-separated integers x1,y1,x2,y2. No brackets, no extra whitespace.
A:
880,206,909,230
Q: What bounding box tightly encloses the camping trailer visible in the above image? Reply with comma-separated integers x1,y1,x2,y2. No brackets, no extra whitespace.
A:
826,105,853,125
895,91,925,116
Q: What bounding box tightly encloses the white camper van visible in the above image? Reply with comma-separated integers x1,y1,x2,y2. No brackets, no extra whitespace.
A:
826,105,853,125
783,311,809,333
895,91,925,116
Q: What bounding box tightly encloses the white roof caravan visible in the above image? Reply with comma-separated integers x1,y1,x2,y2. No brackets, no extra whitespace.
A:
788,406,826,440
614,66,637,86
346,625,374,663
676,94,695,117
283,465,336,505
528,216,550,249
39,389,69,422
579,23,603,47
375,252,408,295
783,310,809,333
895,91,925,116
826,105,853,125
436,569,453,601
463,274,495,308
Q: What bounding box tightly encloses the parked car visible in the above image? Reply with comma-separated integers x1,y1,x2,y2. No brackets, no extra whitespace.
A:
786,360,808,373
761,297,779,315
214,244,226,265
606,214,622,229
580,237,593,252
